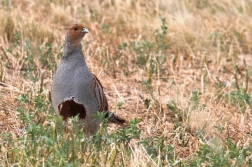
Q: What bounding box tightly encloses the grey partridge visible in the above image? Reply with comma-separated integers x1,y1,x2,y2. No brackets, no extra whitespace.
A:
51,24,125,135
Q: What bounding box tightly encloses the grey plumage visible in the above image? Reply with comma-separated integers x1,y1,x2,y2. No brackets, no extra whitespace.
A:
51,24,125,135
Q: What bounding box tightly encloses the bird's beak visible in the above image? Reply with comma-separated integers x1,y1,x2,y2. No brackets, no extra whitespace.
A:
82,28,89,33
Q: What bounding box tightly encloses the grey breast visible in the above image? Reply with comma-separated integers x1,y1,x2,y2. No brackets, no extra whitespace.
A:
51,51,99,115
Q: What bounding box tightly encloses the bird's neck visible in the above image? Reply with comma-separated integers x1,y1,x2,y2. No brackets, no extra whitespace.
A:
63,40,83,58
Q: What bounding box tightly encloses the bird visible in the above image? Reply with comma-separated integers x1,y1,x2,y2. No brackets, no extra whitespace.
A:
51,23,125,135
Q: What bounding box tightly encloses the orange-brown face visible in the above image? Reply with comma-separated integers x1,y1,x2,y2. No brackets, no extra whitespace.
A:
67,24,89,46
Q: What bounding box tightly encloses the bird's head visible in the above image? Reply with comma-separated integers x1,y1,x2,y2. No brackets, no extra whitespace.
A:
66,24,89,46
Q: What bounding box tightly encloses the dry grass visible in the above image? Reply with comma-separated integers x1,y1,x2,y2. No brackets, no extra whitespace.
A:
0,0,252,166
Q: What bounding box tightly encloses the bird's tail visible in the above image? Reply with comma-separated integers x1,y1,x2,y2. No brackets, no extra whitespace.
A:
106,111,125,124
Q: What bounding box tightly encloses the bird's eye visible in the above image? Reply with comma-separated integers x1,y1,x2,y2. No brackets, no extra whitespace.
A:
74,27,78,31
